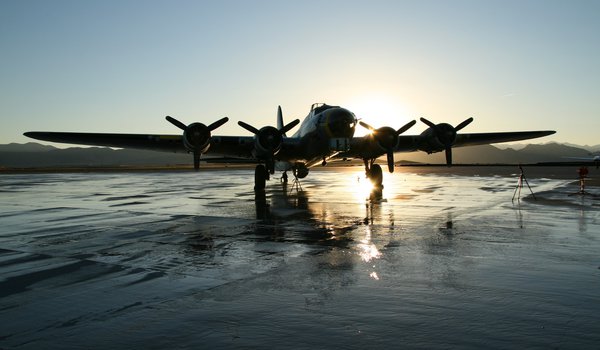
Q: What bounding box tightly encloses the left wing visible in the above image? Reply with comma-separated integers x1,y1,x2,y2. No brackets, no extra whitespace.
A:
401,118,555,166
397,130,557,152
344,131,555,157
343,127,555,169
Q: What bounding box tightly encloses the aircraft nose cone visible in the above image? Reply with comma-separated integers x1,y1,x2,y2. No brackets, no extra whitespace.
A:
327,109,356,138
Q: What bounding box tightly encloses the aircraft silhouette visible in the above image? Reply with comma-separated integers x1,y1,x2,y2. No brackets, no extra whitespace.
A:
564,155,600,169
25,103,555,190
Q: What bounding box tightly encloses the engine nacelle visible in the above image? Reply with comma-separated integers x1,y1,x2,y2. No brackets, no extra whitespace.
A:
419,123,456,153
254,126,283,158
293,163,309,179
182,122,211,154
374,126,399,150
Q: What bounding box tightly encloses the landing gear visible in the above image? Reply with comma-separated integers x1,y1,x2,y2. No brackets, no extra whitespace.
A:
363,159,384,190
254,164,267,191
266,158,275,175
369,164,383,190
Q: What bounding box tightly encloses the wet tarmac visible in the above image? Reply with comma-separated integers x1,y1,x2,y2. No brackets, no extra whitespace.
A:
1,166,599,349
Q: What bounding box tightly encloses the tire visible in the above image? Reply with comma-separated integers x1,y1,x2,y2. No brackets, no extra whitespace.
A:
254,164,267,191
369,164,383,189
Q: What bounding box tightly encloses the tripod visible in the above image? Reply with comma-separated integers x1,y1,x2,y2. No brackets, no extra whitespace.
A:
570,166,590,196
512,165,536,202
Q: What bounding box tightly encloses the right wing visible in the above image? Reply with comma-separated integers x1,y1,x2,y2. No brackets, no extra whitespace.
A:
24,132,188,153
24,131,256,159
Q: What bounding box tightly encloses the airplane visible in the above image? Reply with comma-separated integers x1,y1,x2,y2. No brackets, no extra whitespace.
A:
24,103,556,191
563,155,600,169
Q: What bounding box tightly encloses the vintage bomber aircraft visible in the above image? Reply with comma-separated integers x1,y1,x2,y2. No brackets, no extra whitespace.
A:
25,103,555,190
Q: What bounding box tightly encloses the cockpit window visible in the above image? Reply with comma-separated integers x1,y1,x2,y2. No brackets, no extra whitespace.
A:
312,103,340,115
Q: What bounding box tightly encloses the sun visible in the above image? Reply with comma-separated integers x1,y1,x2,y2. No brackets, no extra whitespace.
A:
343,94,415,136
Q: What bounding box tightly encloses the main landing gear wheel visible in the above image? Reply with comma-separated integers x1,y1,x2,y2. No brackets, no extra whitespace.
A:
368,164,384,190
254,164,267,191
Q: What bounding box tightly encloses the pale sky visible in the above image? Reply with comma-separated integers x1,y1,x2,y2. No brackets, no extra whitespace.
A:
1,0,599,146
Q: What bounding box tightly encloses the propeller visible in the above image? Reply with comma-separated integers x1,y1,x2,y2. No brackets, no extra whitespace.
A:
238,118,300,173
166,116,229,170
238,119,299,151
419,117,473,166
359,119,417,173
276,105,286,136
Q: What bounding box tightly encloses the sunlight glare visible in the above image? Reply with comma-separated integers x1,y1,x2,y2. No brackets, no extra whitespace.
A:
349,171,374,202
358,227,381,263
344,94,414,136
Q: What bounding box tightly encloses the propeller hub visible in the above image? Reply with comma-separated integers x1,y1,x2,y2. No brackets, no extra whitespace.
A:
419,116,474,166
257,126,283,153
184,123,210,150
374,126,398,149
436,123,457,145
165,115,228,170
238,116,299,160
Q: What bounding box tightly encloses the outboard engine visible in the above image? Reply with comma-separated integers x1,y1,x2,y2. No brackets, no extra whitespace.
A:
166,116,229,170
293,163,309,179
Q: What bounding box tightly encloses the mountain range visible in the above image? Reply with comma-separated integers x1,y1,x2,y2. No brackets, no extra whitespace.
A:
0,142,598,168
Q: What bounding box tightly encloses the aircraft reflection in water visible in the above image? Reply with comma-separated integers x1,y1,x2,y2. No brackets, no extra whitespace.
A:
251,171,406,263
254,171,386,227
25,103,555,192
252,180,388,276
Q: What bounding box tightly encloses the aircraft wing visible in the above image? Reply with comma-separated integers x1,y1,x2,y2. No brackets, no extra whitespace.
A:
24,132,188,152
396,130,556,152
344,130,555,159
24,131,257,158
563,156,599,161
445,131,556,148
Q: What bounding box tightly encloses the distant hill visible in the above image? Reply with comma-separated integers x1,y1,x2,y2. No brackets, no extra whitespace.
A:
0,143,192,168
0,142,58,152
497,142,600,153
0,142,596,168
396,142,592,164
561,142,600,153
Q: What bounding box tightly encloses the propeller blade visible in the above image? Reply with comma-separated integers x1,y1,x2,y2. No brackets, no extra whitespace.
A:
396,120,416,135
166,116,187,131
420,117,436,128
280,119,300,134
359,121,376,132
207,117,229,131
277,105,283,129
387,150,395,173
445,146,452,166
237,121,260,135
455,117,473,131
193,151,200,171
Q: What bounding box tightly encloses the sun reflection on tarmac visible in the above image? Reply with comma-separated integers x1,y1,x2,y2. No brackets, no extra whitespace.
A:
348,170,374,202
358,228,381,263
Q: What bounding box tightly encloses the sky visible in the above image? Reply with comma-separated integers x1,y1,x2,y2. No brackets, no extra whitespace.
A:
1,0,599,147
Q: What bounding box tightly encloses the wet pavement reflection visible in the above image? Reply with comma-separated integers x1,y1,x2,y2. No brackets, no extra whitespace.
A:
1,166,599,349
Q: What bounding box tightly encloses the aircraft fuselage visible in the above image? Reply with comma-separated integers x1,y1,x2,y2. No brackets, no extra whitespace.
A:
277,104,356,169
